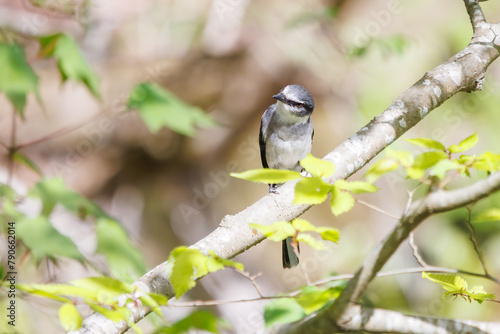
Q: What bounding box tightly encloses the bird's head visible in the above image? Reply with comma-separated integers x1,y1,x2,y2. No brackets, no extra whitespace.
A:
273,85,314,117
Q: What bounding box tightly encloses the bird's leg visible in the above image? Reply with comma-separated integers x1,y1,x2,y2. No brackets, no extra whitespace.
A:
268,184,279,194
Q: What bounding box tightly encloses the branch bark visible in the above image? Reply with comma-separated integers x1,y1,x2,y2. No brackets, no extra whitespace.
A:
72,1,500,333
278,171,500,334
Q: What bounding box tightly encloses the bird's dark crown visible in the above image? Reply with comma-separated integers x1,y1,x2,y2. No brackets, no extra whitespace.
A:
274,84,314,113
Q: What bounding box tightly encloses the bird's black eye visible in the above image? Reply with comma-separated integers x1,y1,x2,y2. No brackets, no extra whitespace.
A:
295,103,303,108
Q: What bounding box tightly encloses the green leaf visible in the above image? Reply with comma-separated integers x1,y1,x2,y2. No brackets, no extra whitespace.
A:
293,176,331,205
474,208,500,223
17,215,83,262
291,218,317,232
318,228,340,243
127,83,214,135
330,186,354,216
299,154,335,178
59,303,82,331
71,276,131,295
449,132,478,153
405,137,445,151
430,159,463,180
412,151,448,170
296,286,339,315
335,180,378,194
364,158,399,183
296,233,325,250
473,152,500,172
29,177,105,218
406,167,424,180
12,151,43,175
90,303,131,323
231,168,302,184
386,149,413,166
16,283,76,303
168,246,240,298
422,272,467,292
39,33,100,98
263,298,305,328
248,222,295,242
155,310,224,334
96,218,147,281
207,250,244,271
0,43,39,116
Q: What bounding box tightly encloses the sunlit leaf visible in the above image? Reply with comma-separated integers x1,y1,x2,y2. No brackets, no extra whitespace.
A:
296,286,339,315
296,233,325,250
39,33,100,98
231,169,302,184
293,176,331,205
248,222,295,242
430,159,463,180
330,186,354,216
473,152,500,172
422,272,467,292
449,133,478,154
474,208,500,223
405,137,445,151
59,303,82,331
300,154,335,178
318,228,340,244
386,149,414,167
412,151,448,170
364,158,399,183
128,83,214,135
168,246,242,298
0,43,39,116
335,180,378,194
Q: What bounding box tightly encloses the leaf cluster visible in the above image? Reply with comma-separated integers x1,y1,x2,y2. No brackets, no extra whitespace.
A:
422,272,495,304
365,133,500,184
11,277,167,332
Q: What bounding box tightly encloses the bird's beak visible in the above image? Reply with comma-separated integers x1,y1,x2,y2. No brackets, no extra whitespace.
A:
273,93,286,103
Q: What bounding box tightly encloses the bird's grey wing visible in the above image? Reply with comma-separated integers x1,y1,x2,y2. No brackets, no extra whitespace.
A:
259,105,274,169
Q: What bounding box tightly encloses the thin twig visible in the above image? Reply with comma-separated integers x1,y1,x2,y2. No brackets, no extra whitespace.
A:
169,266,500,308
17,100,124,149
234,269,264,297
7,110,17,184
355,198,400,220
465,205,489,276
409,232,429,267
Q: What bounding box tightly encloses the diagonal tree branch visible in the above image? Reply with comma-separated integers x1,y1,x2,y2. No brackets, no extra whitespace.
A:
279,171,500,334
72,1,500,333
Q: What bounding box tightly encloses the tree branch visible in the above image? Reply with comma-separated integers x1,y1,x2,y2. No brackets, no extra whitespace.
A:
273,304,500,334
72,1,500,333
278,172,500,333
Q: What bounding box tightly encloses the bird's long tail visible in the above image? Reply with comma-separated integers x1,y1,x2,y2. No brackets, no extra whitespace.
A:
282,237,299,268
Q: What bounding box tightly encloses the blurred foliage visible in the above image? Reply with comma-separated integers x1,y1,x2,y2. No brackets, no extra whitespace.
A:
0,43,39,116
39,33,101,98
154,310,226,334
127,83,215,136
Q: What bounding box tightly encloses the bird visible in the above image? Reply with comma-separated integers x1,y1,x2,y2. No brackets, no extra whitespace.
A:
259,84,315,268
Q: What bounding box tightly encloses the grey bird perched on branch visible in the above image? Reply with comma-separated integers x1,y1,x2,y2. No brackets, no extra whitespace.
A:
259,84,315,268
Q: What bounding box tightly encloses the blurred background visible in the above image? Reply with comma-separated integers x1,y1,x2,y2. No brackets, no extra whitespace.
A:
1,0,500,333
